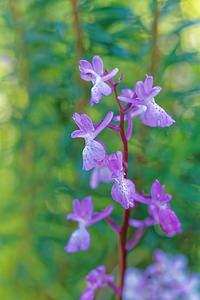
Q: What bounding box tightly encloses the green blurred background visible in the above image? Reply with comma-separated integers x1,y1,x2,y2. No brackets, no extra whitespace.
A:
0,0,200,299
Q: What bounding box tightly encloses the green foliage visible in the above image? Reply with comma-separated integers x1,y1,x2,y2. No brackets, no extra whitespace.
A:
0,0,200,299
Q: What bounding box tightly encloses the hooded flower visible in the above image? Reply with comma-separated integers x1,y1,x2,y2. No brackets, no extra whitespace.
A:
79,55,118,106
117,75,175,128
65,196,113,253
89,155,113,189
107,151,136,209
80,265,114,300
148,179,181,237
71,111,113,171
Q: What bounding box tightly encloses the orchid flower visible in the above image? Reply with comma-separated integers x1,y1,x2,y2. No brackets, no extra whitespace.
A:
107,151,136,209
116,75,175,132
89,155,113,189
65,196,113,253
79,55,118,106
148,179,181,237
80,265,114,300
71,111,113,171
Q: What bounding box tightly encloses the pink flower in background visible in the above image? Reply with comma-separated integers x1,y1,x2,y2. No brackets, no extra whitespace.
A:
79,55,118,106
123,250,200,300
65,196,113,253
71,111,113,170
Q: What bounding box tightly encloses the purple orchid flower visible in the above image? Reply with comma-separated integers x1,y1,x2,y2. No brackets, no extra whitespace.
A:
148,179,181,237
80,265,114,300
129,180,181,237
107,151,136,209
65,196,113,253
71,111,113,171
79,55,118,106
117,75,175,129
90,155,113,189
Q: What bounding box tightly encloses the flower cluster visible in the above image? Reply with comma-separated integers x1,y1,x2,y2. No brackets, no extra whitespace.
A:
65,55,184,299
71,55,177,211
123,250,200,300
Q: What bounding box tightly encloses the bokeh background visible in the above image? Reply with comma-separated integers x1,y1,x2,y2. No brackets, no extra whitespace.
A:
0,0,200,299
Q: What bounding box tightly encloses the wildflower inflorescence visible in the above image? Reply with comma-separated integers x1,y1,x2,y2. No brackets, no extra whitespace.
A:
64,55,197,299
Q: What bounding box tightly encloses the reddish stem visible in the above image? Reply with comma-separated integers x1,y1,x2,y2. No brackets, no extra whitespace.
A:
126,225,146,251
109,81,130,300
117,209,130,300
112,84,128,176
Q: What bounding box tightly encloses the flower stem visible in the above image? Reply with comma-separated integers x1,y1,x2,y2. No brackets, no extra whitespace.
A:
117,209,130,300
112,84,128,175
110,82,130,300
126,225,146,251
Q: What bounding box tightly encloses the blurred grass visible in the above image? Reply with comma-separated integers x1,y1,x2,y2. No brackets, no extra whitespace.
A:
0,0,200,299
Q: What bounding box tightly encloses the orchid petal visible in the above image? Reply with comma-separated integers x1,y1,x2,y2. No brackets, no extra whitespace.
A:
71,130,86,139
100,81,112,96
90,167,99,190
129,219,145,228
89,159,112,190
149,86,162,98
135,80,146,99
118,95,136,104
72,199,81,216
101,68,119,81
121,88,134,97
80,73,94,81
80,59,93,70
80,114,94,131
144,75,153,93
65,227,91,253
81,196,94,219
158,208,181,237
72,113,94,132
92,55,104,76
89,205,113,225
150,179,163,200
111,178,135,209
140,100,175,127
93,111,113,138
79,288,95,300
91,83,103,106
83,140,106,171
